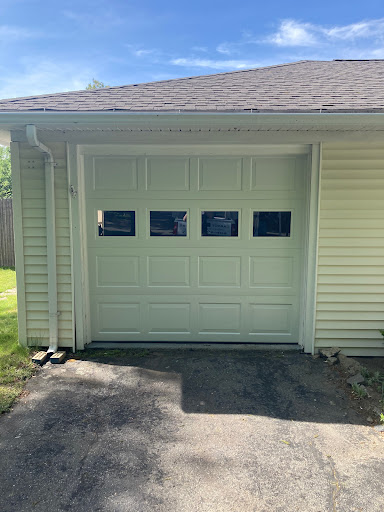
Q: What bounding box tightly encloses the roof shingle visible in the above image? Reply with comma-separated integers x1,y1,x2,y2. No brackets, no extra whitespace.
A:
1,60,384,113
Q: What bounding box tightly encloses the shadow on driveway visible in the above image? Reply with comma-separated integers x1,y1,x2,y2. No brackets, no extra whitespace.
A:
1,349,383,512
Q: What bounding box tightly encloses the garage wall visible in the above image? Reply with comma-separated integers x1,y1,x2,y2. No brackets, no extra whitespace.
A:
13,137,384,354
315,142,384,356
17,142,73,348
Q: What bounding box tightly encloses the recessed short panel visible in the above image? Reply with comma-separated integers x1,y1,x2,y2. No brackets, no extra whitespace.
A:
249,304,291,333
148,303,190,333
148,256,190,287
146,157,190,191
251,157,295,191
199,303,241,333
199,257,241,287
96,256,139,287
199,158,242,190
250,257,293,288
94,157,138,191
98,303,140,333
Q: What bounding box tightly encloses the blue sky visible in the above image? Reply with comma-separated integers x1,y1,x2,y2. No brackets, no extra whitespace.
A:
1,0,384,98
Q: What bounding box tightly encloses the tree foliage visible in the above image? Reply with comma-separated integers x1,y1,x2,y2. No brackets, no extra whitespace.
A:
0,146,11,198
86,79,109,90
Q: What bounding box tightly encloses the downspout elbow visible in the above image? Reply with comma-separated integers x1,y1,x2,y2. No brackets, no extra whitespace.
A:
26,125,53,160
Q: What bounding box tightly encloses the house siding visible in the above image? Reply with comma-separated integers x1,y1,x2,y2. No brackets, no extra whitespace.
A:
315,142,384,356
18,142,73,348
14,136,384,355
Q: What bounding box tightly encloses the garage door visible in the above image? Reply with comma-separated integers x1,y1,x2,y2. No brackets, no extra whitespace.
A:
84,147,307,343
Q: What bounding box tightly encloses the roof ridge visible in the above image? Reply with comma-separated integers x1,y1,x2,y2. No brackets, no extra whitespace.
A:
333,59,384,61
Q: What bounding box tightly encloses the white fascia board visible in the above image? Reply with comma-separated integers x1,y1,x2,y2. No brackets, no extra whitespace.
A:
1,112,384,131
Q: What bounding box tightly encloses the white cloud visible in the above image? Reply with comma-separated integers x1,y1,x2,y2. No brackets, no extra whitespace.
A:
267,18,384,47
324,19,384,40
0,59,96,99
170,58,261,70
125,44,161,58
133,49,158,57
268,20,318,47
369,47,384,58
216,43,233,55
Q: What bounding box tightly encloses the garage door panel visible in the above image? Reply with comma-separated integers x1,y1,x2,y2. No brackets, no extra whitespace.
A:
86,148,307,343
89,252,299,295
91,296,299,342
86,201,302,247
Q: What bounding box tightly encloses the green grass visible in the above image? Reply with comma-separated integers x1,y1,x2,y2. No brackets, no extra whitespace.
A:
0,267,35,413
0,267,16,293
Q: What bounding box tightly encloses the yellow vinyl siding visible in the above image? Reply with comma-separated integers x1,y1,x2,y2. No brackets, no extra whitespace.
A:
316,142,384,356
19,142,73,348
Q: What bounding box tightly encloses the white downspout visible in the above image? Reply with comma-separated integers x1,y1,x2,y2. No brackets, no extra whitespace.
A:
26,125,59,353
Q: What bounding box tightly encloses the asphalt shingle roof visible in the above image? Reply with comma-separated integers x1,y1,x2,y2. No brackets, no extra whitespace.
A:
1,60,384,113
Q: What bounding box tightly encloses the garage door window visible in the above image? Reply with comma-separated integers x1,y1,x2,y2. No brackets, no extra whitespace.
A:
150,211,187,236
98,210,136,236
201,211,239,237
253,211,291,237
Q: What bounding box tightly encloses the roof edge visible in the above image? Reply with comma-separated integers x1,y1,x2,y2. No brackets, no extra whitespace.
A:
1,111,384,132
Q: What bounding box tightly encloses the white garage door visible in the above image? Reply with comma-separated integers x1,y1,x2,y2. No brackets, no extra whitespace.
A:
84,147,307,344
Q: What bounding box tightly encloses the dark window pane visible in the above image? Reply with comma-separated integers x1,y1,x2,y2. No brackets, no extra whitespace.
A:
98,210,135,236
201,211,239,237
150,211,187,236
253,211,291,237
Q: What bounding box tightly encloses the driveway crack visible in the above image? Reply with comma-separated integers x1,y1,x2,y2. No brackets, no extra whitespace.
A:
328,456,342,512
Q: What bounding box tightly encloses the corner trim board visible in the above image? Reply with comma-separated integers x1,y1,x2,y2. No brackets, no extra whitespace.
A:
10,142,27,345
302,143,321,353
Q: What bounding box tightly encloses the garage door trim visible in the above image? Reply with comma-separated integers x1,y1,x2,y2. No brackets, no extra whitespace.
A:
68,143,320,353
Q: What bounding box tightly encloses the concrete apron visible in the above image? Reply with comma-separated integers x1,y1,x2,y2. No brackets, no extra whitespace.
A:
1,350,383,512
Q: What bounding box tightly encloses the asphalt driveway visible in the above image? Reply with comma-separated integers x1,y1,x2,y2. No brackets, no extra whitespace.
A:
1,349,383,512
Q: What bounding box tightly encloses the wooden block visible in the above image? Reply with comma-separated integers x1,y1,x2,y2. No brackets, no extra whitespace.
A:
32,351,49,365
49,351,66,364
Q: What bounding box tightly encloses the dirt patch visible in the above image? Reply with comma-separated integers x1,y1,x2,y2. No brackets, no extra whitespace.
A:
322,352,384,426
0,287,17,298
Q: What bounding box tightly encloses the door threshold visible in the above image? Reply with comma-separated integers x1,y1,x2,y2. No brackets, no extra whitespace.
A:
86,342,303,351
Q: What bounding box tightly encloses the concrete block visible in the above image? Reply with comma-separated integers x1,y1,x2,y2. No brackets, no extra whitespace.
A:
50,351,66,364
32,351,49,365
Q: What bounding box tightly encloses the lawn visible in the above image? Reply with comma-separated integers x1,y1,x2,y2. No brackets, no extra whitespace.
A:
0,267,35,413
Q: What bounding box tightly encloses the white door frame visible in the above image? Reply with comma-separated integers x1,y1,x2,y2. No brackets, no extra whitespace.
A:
68,142,321,352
